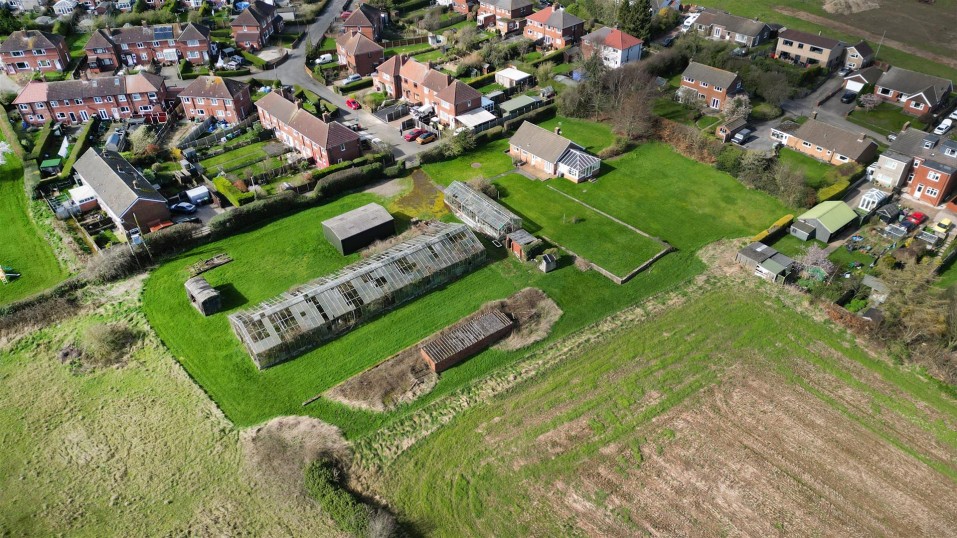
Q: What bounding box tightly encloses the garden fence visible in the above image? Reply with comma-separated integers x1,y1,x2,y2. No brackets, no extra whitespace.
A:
178,114,261,150
176,117,215,148
247,158,308,186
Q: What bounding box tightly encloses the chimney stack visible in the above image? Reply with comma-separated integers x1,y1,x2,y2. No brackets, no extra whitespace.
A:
858,133,866,143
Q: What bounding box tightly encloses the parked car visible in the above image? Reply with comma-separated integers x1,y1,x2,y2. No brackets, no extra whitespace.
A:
731,47,748,57
866,163,877,179
840,90,857,104
416,132,437,145
345,98,361,110
660,35,676,48
838,66,852,77
933,119,953,135
343,74,361,84
933,218,953,235
732,128,753,145
169,202,197,215
906,211,928,227
403,128,427,141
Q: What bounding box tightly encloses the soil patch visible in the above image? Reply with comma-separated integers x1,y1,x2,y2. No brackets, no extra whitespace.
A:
492,288,562,351
823,0,879,15
363,176,406,198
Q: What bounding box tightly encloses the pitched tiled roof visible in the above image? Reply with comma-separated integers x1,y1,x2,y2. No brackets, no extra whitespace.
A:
791,118,877,161
74,147,166,218
778,28,843,50
86,28,115,50
481,0,532,11
422,68,452,93
510,121,578,163
876,66,953,108
233,1,276,27
375,54,401,77
337,32,383,55
437,80,482,106
848,40,873,57
399,57,430,83
526,5,584,29
888,128,957,172
681,61,738,89
86,23,209,48
180,76,249,99
582,26,643,50
13,73,164,104
844,65,882,85
255,91,359,149
0,30,64,53
696,9,769,37
343,3,382,28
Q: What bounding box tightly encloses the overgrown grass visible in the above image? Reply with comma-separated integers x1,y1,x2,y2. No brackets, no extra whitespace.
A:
778,147,852,189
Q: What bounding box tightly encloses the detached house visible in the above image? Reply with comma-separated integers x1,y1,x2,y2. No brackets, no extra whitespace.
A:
231,0,284,51
436,80,483,126
524,5,585,49
255,91,361,169
0,30,69,75
179,76,252,124
373,56,452,107
843,40,874,71
678,62,742,110
771,118,877,166
85,23,211,73
73,148,171,235
477,0,533,36
775,28,845,69
581,27,643,69
342,3,387,41
509,121,601,182
871,128,957,206
14,73,169,126
336,31,384,76
874,66,953,116
693,9,772,47
843,65,882,94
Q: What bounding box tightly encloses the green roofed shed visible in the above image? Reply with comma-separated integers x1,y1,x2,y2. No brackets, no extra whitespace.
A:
40,158,62,168
792,201,858,242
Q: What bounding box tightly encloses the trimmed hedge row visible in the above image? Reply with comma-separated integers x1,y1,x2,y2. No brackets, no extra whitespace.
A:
309,152,387,182
0,106,26,158
242,51,268,68
337,77,374,94
208,190,308,236
26,122,55,160
529,46,569,67
396,0,432,12
213,176,255,207
59,118,98,180
313,162,384,197
817,179,851,203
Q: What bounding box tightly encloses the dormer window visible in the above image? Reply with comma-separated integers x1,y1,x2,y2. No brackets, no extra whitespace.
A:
945,148,957,157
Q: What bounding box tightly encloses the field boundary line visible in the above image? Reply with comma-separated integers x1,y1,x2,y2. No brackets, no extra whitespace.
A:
544,184,666,245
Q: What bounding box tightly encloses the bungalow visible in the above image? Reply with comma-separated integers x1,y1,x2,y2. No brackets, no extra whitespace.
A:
255,91,361,169
871,128,957,206
874,66,953,116
843,40,874,71
677,61,742,110
693,9,772,47
342,3,387,41
477,0,533,35
843,65,882,94
436,80,483,126
0,30,70,75
790,201,858,242
231,0,284,51
336,31,384,76
73,147,171,235
178,76,252,124
523,5,585,49
373,56,451,107
775,28,845,69
770,118,877,166
509,121,601,182
13,73,169,126
581,26,643,69
85,23,211,73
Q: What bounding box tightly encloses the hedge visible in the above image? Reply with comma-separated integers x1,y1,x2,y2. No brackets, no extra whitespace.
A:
24,162,42,199
314,162,384,198
209,28,232,38
395,0,431,12
466,71,496,89
210,68,251,77
242,51,268,68
304,461,369,537
817,179,851,203
213,176,256,207
26,122,55,161
60,118,98,180
752,214,794,242
208,190,309,236
310,152,386,182
529,46,569,67
337,77,373,94
0,106,26,158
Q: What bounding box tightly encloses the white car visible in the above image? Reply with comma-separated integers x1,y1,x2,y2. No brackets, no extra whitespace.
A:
315,53,333,64
933,119,953,135
948,110,957,121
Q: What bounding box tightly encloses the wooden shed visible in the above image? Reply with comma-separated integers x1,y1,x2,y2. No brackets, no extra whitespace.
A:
185,276,221,316
420,311,514,373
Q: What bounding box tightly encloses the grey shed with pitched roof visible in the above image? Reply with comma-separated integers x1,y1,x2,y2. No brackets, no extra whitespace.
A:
321,203,395,255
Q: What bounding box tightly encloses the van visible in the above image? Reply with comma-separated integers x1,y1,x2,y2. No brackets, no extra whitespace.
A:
732,128,753,145
183,186,212,205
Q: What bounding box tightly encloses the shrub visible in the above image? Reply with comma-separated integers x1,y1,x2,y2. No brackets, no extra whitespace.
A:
715,145,744,176
208,191,308,236
80,322,140,368
212,68,252,77
27,122,55,160
213,176,256,207
144,223,202,257
242,51,268,68
817,179,851,203
597,136,630,159
23,161,43,200
383,163,404,177
85,247,140,284
314,162,384,198
304,460,369,537
337,77,373,93
60,118,98,179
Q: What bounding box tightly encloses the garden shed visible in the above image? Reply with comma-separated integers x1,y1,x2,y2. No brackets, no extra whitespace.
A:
791,201,858,242
505,229,541,261
321,203,396,255
229,222,487,368
419,311,514,373
858,189,889,213
876,203,900,224
185,276,221,316
539,253,558,273
495,67,532,89
444,181,522,240
736,242,794,283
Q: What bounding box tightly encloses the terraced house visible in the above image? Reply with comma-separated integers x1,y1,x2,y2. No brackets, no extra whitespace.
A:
373,56,452,107
13,73,169,126
436,80,483,126
336,31,384,76
477,0,533,36
85,23,211,73
871,128,957,206
0,30,69,75
678,62,742,110
255,91,361,169
178,76,252,124
523,5,585,49
693,9,772,47
775,29,845,69
873,66,953,116
231,0,284,51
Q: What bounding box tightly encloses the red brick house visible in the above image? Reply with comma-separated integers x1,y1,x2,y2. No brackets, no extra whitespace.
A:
524,5,584,49
342,3,386,41
255,91,361,169
874,66,953,116
85,23,211,74
231,0,284,51
336,31,384,76
13,73,169,126
873,128,957,206
677,62,742,110
373,56,451,107
179,76,252,124
0,30,69,76
477,0,533,36
436,80,483,125
451,0,471,15
770,118,877,166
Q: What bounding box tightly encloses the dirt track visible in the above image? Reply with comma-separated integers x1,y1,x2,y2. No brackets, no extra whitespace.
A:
775,7,957,70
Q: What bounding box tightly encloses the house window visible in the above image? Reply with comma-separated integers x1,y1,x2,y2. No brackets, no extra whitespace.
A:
34,102,44,109
35,114,44,120
196,97,205,104
783,40,793,46
210,98,218,105
152,41,159,46
816,146,823,151
837,155,848,162
56,112,65,119
50,100,58,107
225,99,232,105
94,48,105,54
74,98,83,104
18,104,28,111
713,28,721,37
195,109,205,115
136,43,144,48
929,171,941,182
119,95,127,102
121,44,129,50
802,141,811,147
714,86,723,92
10,51,24,57
339,144,346,151
138,105,152,112
912,102,925,110
168,40,175,46
700,82,709,88
14,62,28,69
37,60,51,68
140,53,148,60
809,46,823,53
106,96,113,102
797,43,805,49
187,40,199,47
216,110,224,117
93,97,102,103
182,97,191,103
879,87,892,95
850,52,859,58
927,187,940,197
147,92,157,100
187,51,199,59
132,93,142,100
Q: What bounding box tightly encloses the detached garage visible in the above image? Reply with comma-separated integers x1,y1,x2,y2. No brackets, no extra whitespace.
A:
322,203,396,255
791,201,859,242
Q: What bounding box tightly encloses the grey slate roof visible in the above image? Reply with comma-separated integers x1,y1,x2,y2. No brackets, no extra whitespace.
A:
845,65,883,85
887,128,957,172
255,91,359,149
696,9,770,38
321,203,394,240
876,66,952,107
790,118,877,161
778,28,843,50
510,121,579,163
0,30,64,53
481,0,532,10
682,61,739,89
90,23,209,46
738,242,777,265
180,76,249,100
848,40,873,57
74,147,166,218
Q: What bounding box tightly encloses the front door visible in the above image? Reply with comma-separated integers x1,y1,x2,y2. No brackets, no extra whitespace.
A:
111,107,119,119
98,109,109,119
68,112,76,122
79,110,89,121
915,184,925,196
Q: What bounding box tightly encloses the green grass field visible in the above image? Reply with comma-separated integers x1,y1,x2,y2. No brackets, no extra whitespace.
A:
200,140,273,171
0,137,66,306
847,103,928,137
549,143,791,250
537,116,614,154
422,138,514,185
377,285,957,536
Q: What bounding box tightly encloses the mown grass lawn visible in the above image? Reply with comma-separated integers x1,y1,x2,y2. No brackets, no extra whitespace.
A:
495,174,665,275
538,116,615,154
200,140,272,172
0,137,66,306
422,138,514,185
385,42,433,56
653,98,696,125
847,102,927,137
143,190,705,436
549,142,792,250
778,147,851,190
768,232,823,257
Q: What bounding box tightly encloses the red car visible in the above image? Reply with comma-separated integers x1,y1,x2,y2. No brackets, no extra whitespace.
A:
906,211,928,226
345,99,360,110
403,128,427,142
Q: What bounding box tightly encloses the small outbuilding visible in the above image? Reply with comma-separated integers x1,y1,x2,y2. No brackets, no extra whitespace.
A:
791,201,858,242
539,253,558,273
444,181,522,240
505,229,541,261
861,274,889,304
858,188,889,213
736,242,795,283
495,67,532,89
876,203,901,224
185,276,221,316
715,117,748,143
420,311,514,373
321,203,396,255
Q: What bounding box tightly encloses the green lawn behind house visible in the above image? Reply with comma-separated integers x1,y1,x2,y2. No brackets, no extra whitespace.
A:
847,103,927,137
778,147,855,190
422,138,514,185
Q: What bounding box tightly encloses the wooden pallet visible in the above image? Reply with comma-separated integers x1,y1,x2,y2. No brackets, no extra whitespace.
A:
188,253,233,277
